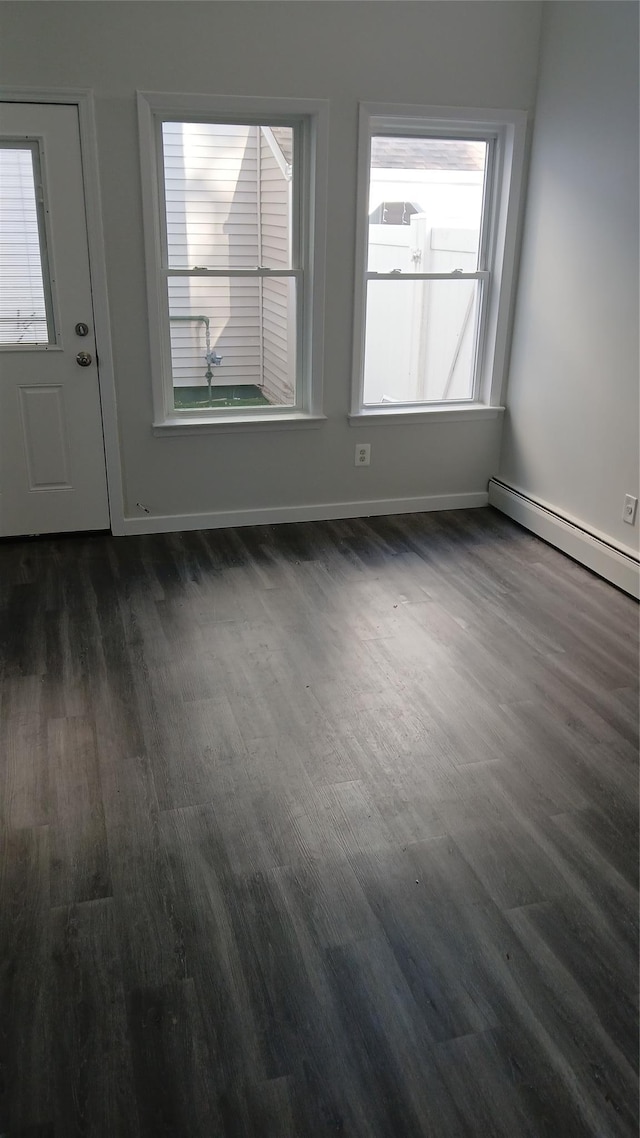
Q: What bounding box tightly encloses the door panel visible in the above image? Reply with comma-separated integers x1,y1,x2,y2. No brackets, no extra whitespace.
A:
0,102,109,536
19,385,71,489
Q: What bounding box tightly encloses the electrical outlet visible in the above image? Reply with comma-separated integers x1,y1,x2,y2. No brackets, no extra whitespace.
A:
355,443,371,467
623,494,638,525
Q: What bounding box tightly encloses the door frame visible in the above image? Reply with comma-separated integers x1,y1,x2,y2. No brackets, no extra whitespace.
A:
1,87,125,533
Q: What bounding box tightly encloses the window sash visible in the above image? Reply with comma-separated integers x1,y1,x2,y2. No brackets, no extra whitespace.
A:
362,274,487,406
368,132,496,275
366,271,489,281
154,117,304,417
161,268,301,279
161,269,304,417
363,272,490,404
355,115,507,412
155,118,303,273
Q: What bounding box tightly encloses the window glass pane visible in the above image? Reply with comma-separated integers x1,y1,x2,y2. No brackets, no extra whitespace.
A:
162,122,293,270
363,278,480,404
0,145,51,345
368,137,487,272
168,275,296,409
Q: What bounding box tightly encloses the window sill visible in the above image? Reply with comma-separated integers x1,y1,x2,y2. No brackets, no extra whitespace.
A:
348,404,505,426
152,413,327,436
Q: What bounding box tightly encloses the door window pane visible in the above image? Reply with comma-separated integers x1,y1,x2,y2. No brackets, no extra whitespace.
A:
363,277,480,404
0,144,52,345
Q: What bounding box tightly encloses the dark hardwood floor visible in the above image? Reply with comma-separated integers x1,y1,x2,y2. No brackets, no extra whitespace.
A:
1,507,638,1137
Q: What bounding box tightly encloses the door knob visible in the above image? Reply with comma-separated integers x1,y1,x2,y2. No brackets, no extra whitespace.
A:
76,351,92,367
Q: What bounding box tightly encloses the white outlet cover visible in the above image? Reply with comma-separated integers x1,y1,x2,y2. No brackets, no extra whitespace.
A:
623,494,638,524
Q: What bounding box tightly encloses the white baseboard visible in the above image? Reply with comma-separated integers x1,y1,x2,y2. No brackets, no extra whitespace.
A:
488,478,640,598
116,490,489,537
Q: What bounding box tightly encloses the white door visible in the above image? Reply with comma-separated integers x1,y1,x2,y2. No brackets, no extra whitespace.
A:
0,102,109,536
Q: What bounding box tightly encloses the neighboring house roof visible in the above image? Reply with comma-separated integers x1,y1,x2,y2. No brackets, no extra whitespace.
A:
270,126,293,164
269,129,485,173
371,137,485,171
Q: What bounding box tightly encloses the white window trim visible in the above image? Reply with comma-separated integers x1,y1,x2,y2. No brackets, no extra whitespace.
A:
137,91,328,431
350,102,527,422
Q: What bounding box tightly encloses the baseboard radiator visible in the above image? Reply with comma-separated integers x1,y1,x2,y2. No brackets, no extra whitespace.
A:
488,477,640,599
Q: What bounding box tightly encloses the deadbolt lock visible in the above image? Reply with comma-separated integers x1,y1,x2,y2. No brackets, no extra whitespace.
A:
76,351,92,367
75,322,90,336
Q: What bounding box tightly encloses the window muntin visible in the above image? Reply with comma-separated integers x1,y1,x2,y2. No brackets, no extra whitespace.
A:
362,132,491,407
155,118,301,413
0,141,54,346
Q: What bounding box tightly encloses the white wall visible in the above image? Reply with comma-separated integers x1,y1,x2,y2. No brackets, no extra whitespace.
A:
0,1,543,526
498,1,639,554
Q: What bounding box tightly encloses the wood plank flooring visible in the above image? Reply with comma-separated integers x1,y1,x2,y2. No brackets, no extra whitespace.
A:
0,507,637,1137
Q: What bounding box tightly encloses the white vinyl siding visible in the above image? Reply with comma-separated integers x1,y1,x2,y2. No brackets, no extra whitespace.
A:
0,145,50,345
260,130,294,405
163,122,259,270
262,278,295,405
259,129,290,271
167,277,261,387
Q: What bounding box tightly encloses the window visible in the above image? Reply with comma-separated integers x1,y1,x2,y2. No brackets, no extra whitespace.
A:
352,105,526,420
0,141,55,346
138,94,328,430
